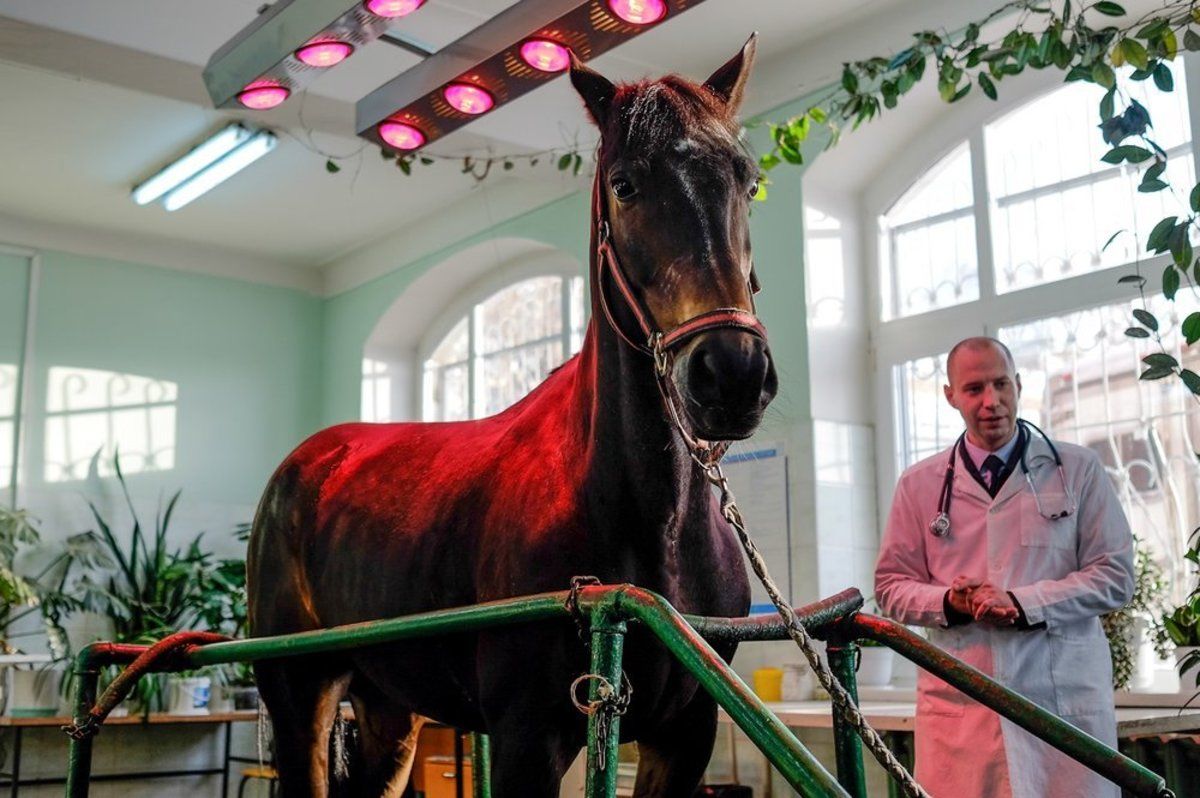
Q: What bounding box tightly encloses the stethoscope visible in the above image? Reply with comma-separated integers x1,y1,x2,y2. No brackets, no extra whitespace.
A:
929,419,1078,538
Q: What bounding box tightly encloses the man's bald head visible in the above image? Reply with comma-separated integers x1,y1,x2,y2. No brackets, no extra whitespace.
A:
946,337,1015,386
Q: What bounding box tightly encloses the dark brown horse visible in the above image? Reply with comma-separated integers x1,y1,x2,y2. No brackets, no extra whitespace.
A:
248,36,775,798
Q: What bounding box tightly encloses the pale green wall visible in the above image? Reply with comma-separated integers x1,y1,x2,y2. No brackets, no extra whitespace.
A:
321,190,591,424
3,249,322,510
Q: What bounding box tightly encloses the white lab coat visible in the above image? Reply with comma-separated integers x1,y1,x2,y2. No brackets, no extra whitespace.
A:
875,432,1134,798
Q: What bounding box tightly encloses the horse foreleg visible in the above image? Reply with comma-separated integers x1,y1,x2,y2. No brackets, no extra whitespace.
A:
346,685,426,798
633,692,719,798
486,718,579,798
255,658,351,798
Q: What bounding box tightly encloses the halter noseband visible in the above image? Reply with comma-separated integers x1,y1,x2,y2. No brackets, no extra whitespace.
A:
592,178,768,466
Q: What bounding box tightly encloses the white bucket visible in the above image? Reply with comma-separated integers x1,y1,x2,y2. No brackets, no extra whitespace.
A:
168,676,212,715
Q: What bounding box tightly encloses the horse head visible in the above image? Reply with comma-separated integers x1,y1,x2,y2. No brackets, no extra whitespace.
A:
570,36,777,442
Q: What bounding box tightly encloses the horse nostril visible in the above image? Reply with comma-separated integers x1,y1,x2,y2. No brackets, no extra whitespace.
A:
687,346,722,404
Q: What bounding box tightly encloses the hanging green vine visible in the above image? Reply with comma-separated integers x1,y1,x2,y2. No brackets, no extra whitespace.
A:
324,144,587,181
761,0,1200,400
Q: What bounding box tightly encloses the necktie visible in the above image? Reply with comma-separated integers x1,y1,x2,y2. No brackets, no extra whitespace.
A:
982,454,1006,496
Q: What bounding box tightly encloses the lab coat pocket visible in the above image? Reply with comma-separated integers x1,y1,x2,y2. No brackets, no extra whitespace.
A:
1048,629,1109,717
1019,492,1076,550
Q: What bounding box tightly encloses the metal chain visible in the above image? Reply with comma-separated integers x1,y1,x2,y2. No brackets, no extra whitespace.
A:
703,462,930,798
570,673,633,772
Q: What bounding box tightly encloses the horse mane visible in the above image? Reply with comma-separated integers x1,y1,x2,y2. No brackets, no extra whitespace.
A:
600,75,742,163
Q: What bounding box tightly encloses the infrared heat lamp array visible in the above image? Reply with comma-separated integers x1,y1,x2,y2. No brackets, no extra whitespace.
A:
203,0,707,154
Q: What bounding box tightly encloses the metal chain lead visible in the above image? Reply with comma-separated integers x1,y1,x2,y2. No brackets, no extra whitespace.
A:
647,325,926,795
704,462,929,798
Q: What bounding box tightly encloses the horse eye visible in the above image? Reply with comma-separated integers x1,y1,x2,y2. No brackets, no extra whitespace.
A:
748,179,760,199
611,178,637,201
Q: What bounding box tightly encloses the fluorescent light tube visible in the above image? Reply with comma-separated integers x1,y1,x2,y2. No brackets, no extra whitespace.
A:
162,131,277,212
132,124,253,205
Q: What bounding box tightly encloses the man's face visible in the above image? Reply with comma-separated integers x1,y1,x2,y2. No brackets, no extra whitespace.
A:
944,344,1022,450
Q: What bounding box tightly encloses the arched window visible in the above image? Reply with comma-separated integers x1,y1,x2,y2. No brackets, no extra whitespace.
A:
874,61,1198,601
421,275,586,421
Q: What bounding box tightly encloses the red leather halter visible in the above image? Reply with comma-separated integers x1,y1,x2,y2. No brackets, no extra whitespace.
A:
592,174,767,465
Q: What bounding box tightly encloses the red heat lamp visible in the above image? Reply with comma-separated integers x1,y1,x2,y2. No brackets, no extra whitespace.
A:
379,121,426,150
607,0,667,25
364,0,425,18
443,83,495,115
295,40,355,68
237,82,290,110
520,39,571,72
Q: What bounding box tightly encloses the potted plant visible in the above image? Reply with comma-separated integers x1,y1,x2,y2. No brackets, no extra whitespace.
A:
1102,535,1171,690
76,455,221,714
0,507,109,715
1162,528,1200,698
195,524,257,712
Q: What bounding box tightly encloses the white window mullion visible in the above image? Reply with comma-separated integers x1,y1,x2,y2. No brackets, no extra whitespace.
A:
969,130,997,304
469,303,480,420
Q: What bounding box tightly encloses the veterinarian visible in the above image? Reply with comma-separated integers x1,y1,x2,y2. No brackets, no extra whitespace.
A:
874,336,1134,798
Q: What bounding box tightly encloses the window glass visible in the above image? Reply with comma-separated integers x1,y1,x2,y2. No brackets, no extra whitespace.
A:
43,367,177,482
893,352,959,469
804,206,847,328
881,144,977,319
1002,299,1200,602
420,275,586,422
986,62,1193,292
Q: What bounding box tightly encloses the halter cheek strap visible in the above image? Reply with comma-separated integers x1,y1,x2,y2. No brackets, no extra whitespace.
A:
592,178,769,467
595,221,767,377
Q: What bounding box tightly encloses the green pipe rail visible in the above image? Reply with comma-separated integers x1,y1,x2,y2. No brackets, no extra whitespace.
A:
61,586,1173,798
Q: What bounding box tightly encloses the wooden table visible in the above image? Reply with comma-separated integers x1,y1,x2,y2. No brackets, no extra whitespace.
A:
0,710,260,797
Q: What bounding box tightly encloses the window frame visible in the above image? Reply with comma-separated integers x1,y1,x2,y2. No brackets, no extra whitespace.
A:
867,57,1200,507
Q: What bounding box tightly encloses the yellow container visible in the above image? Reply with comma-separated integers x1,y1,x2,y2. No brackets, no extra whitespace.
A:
752,667,783,702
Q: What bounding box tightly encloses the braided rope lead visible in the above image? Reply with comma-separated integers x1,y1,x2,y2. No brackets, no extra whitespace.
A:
706,463,930,798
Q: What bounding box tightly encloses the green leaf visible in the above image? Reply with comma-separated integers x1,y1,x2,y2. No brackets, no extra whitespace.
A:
1139,178,1169,192
503,160,514,170
1185,29,1200,52
1182,312,1200,344
1133,308,1159,331
1117,274,1146,285
1099,86,1116,121
1143,352,1179,369
1183,369,1200,394
841,66,859,93
1141,365,1175,380
398,157,411,175
1164,264,1181,299
325,159,341,173
978,72,997,100
808,106,828,123
1102,229,1125,251
573,153,583,175
1102,145,1153,164
1124,327,1151,338
759,153,781,171
1172,231,1194,267
1094,1,1126,16
420,156,435,165
1154,62,1175,92
1191,184,1200,212
1092,62,1116,88
1147,216,1178,252
380,148,396,160
557,153,572,171
1119,38,1149,70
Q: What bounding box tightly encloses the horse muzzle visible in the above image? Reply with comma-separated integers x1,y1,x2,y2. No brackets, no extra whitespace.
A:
674,328,777,440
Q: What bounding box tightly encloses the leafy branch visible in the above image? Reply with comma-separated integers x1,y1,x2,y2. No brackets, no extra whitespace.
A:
761,0,1200,401
324,144,589,182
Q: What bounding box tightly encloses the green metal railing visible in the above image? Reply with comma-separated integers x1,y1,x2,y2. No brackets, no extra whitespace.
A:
61,585,1173,798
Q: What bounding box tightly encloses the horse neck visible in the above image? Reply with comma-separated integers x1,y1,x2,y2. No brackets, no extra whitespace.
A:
575,224,714,550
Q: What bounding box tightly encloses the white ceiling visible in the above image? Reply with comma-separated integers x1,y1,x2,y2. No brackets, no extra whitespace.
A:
0,0,1003,294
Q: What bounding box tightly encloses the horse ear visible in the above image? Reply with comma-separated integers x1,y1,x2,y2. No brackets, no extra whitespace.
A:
569,51,616,128
704,33,757,115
